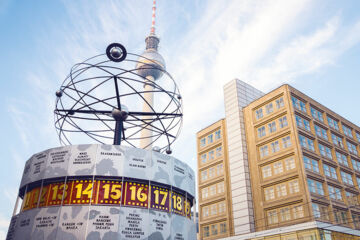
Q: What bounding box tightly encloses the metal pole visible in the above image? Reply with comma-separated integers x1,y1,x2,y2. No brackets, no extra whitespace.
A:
113,120,122,145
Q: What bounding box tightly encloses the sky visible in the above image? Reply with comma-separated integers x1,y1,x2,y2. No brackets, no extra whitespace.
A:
1,0,360,238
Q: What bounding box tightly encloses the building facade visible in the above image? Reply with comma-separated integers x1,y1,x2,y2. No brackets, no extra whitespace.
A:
197,79,360,240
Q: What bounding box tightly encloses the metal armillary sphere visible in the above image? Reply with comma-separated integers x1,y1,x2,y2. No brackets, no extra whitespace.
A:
54,43,182,154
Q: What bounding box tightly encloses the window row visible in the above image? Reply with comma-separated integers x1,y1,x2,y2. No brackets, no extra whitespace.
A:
255,97,285,120
200,146,222,165
261,157,296,179
267,204,304,225
201,182,225,200
200,163,224,182
202,222,227,238
259,136,292,159
264,179,300,201
257,116,288,138
202,201,226,219
292,95,360,143
308,178,360,203
200,129,221,147
300,134,359,159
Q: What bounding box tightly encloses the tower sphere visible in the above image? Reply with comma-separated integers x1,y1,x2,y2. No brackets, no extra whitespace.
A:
136,48,166,80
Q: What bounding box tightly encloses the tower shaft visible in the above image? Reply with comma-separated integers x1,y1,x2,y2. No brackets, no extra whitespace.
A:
139,76,155,149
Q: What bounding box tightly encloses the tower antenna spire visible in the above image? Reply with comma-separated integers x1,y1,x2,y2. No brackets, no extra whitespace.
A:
150,0,156,35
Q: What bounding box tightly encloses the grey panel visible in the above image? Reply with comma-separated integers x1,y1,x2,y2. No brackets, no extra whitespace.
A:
20,157,33,188
95,145,124,176
150,151,173,186
185,165,195,197
122,147,151,180
13,209,39,240
119,207,149,240
185,218,196,240
67,145,97,176
44,146,71,179
31,207,61,240
6,215,18,240
170,213,187,240
56,206,90,240
85,205,121,240
148,210,170,240
29,151,48,183
172,158,187,191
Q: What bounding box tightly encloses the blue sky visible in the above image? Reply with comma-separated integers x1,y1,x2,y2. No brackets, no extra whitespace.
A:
1,0,360,237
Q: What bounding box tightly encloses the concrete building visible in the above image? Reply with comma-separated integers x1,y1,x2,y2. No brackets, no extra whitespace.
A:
197,79,360,240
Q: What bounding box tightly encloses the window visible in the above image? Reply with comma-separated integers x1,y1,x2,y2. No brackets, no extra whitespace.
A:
208,150,214,161
267,210,278,224
352,158,360,172
218,202,225,213
276,184,287,197
279,116,288,128
203,226,210,237
201,170,207,181
215,129,221,140
328,185,342,201
353,214,360,229
268,121,276,133
331,133,343,148
280,207,291,221
346,191,359,206
357,177,360,187
315,125,328,140
209,185,216,196
295,115,310,131
293,206,304,219
264,187,275,201
299,135,315,151
201,154,207,164
323,164,337,179
266,103,274,114
304,156,319,173
262,165,272,178
282,136,292,148
217,182,224,194
258,126,266,138
336,151,348,167
256,108,263,119
217,164,223,175
211,224,218,235
341,171,354,185
274,161,283,174
202,188,209,199
202,206,209,218
333,209,348,225
327,116,339,131
307,179,324,195
343,125,353,138
220,223,227,234
200,138,206,147
210,204,217,215
347,141,358,155
207,134,213,144
312,203,329,220
356,132,360,143
276,98,284,109
216,147,222,157
289,180,300,194
271,141,280,153
319,144,332,159
292,96,306,112
311,107,324,122
285,158,296,170
260,146,269,158
209,168,215,178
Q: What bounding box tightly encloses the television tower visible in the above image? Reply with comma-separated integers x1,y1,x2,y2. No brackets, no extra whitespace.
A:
136,0,166,150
